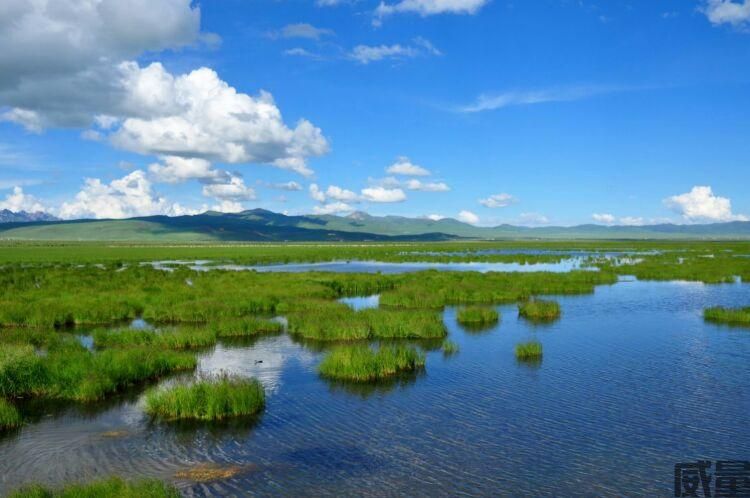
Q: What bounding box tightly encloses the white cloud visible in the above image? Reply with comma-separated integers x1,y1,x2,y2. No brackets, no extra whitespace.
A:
270,23,334,40
58,170,189,220
664,185,748,222
270,181,303,191
375,0,489,21
210,200,244,213
309,183,327,202
479,193,517,208
284,48,322,59
0,186,47,213
313,202,354,214
457,210,479,224
405,179,450,192
368,176,402,188
457,85,622,113
202,176,256,202
426,214,445,221
619,216,645,226
349,39,440,64
110,63,328,176
361,187,407,203
703,0,750,27
148,156,228,184
325,185,360,202
592,213,616,224
386,156,431,176
518,212,550,226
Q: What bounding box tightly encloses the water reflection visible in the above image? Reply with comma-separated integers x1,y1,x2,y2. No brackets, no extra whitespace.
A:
338,294,380,310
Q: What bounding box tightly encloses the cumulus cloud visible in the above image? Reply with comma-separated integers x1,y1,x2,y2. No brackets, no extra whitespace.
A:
702,0,750,27
425,214,445,221
619,216,645,226
375,0,488,22
202,176,256,203
664,185,748,222
592,213,616,224
325,185,360,202
405,179,450,192
457,210,479,224
270,23,334,40
309,184,327,203
148,156,228,184
0,186,47,213
479,193,517,208
349,38,440,64
386,157,431,176
313,201,354,214
361,187,407,203
58,170,192,220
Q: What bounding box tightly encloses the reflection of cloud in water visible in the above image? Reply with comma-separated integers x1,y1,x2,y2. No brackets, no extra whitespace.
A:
197,335,316,392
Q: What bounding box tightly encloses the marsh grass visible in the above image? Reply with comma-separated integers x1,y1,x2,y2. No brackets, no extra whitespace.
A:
8,477,180,498
145,376,265,421
210,317,284,338
704,306,750,326
0,398,21,430
93,328,216,350
518,300,561,322
441,340,459,356
318,345,425,382
515,341,543,361
456,306,499,326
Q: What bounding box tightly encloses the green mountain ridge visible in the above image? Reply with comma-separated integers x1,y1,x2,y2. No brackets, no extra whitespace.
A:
1,209,750,241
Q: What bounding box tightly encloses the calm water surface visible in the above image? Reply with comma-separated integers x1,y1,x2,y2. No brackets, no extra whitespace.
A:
1,279,749,497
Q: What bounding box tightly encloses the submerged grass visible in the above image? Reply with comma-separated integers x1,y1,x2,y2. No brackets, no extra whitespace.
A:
441,339,459,355
145,376,265,421
457,306,499,326
518,300,561,322
8,477,180,498
318,345,425,382
0,398,21,431
515,341,543,361
704,306,750,326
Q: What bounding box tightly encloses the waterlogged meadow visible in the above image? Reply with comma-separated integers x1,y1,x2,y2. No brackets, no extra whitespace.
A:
0,241,749,496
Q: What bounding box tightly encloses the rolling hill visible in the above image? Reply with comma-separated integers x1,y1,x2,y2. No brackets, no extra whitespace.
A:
1,209,750,241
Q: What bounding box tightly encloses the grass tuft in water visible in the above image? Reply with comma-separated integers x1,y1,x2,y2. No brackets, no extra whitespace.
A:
145,376,265,421
518,300,561,322
704,306,750,326
514,341,543,361
318,345,425,382
8,476,180,498
456,306,499,326
0,398,21,431
441,340,459,356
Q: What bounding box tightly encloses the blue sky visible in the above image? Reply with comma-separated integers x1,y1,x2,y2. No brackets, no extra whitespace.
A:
0,0,749,226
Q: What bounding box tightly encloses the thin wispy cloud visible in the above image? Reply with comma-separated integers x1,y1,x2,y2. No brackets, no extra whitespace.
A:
456,85,628,113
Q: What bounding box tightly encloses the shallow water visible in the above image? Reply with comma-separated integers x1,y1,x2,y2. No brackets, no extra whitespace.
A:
2,280,749,496
338,295,380,310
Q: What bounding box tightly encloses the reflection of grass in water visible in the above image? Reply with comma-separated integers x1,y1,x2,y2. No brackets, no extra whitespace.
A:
457,306,499,326
318,345,425,382
0,398,21,431
145,376,264,422
518,300,561,322
704,306,750,326
441,340,459,356
174,463,255,482
8,476,180,498
515,341,543,361
324,370,423,399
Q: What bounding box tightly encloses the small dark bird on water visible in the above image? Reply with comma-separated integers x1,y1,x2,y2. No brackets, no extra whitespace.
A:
255,360,263,364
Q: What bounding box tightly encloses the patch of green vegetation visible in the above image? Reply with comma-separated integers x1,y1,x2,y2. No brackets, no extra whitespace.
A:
318,345,425,382
704,306,750,326
8,477,180,498
93,327,216,350
518,300,561,322
441,340,459,355
457,306,499,326
515,341,543,361
145,376,265,421
0,398,21,431
209,316,284,338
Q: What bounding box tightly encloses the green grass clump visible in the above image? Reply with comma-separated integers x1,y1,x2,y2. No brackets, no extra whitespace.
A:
518,300,561,322
210,317,284,338
8,476,180,498
318,345,425,382
704,306,750,326
441,340,459,355
515,341,543,360
0,398,21,431
457,306,499,326
0,345,48,398
93,327,216,350
145,376,265,421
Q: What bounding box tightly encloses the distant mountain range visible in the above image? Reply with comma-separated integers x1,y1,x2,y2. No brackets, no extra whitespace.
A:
1,208,750,241
0,209,58,224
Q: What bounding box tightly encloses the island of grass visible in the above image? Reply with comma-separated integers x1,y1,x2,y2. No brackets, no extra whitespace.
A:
515,341,543,361
441,339,459,355
0,398,21,431
9,476,180,498
456,306,499,327
318,345,425,382
704,306,750,326
145,376,265,421
518,300,561,322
